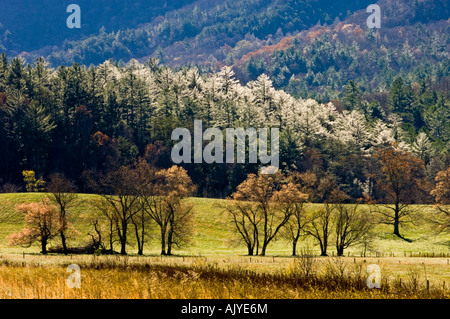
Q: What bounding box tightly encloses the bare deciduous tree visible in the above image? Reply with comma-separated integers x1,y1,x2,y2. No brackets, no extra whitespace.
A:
225,200,261,256
430,167,450,233
305,204,334,256
46,173,78,255
334,204,374,256
370,145,430,240
100,165,143,255
140,163,196,255
227,172,294,256
87,198,120,254
275,182,309,256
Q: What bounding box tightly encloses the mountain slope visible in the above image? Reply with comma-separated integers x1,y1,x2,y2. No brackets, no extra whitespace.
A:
0,0,197,56
0,0,448,102
2,0,375,66
229,0,449,100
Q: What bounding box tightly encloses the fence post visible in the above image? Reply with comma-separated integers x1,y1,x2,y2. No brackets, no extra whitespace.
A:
426,280,430,292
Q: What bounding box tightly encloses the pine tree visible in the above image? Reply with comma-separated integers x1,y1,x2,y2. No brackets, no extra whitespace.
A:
248,74,277,126
388,77,407,114
343,80,363,111
0,53,8,91
411,132,432,165
20,101,56,174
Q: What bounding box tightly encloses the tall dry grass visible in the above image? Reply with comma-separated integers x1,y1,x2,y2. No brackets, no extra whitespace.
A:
0,256,448,299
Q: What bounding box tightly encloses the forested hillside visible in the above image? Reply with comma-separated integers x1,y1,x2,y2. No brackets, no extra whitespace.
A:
0,0,448,201
0,0,197,56
232,0,450,102
1,0,375,66
0,57,448,200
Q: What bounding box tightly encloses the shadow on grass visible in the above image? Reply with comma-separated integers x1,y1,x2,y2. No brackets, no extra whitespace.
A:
396,234,413,242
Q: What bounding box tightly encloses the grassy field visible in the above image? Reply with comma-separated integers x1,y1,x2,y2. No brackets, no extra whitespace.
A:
0,254,448,299
0,193,449,256
0,193,449,299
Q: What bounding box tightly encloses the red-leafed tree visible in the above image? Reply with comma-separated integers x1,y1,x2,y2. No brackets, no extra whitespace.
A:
8,199,60,254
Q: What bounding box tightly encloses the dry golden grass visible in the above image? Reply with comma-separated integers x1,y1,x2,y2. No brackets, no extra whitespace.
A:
0,254,448,299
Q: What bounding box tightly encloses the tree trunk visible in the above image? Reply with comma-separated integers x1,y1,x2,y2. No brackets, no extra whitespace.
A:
393,199,402,237
120,223,127,255
394,221,400,237
260,244,266,256
60,208,68,255
247,244,253,256
109,219,114,252
320,241,328,256
120,240,127,255
133,221,143,255
167,228,173,256
336,246,344,257
394,203,401,237
292,238,298,256
139,223,145,255
60,231,68,255
41,238,48,255
160,228,166,255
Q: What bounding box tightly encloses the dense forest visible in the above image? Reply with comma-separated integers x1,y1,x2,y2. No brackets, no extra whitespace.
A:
233,0,450,102
1,0,376,66
0,55,448,202
0,0,449,201
0,0,198,56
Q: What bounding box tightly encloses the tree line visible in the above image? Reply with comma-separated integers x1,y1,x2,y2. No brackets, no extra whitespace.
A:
9,162,195,256
0,54,448,203
8,154,450,256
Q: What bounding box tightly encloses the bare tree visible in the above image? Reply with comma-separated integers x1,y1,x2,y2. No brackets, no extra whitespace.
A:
275,182,309,256
369,145,430,239
140,164,196,255
46,173,78,255
225,201,261,256
305,204,334,256
130,209,152,255
227,172,293,256
100,165,142,255
83,197,120,254
430,167,450,233
334,204,374,256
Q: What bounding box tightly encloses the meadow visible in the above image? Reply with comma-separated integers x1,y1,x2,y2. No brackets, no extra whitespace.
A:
0,193,449,299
